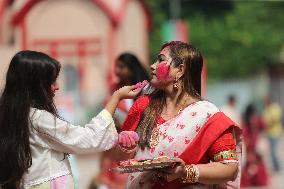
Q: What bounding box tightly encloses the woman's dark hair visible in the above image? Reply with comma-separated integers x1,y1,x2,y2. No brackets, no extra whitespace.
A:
117,53,149,85
244,103,256,127
0,50,61,188
136,41,204,149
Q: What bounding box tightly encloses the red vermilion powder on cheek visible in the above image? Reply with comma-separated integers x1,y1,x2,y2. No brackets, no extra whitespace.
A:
156,63,171,81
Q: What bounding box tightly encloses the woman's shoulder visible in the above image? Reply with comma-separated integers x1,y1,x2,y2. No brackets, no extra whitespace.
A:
125,95,150,116
183,100,220,121
191,100,220,112
135,95,150,103
133,95,150,109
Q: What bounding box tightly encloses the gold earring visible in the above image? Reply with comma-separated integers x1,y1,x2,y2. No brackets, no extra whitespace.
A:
173,76,179,90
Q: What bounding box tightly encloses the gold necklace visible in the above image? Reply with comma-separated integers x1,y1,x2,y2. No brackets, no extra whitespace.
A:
149,94,190,148
149,127,160,148
177,94,190,114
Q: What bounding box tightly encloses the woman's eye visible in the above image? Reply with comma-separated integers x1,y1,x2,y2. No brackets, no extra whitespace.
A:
158,57,165,63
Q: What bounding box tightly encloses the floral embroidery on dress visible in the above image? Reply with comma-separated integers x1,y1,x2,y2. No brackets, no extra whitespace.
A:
158,151,165,156
185,137,191,144
176,123,186,129
195,124,201,132
174,150,179,157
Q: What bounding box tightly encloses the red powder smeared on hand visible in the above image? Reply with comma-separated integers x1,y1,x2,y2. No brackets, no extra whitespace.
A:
156,63,170,81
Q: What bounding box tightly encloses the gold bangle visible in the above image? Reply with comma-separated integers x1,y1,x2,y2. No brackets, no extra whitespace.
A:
182,164,199,183
117,144,138,154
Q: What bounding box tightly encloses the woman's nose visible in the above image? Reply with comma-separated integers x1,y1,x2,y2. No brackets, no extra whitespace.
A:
150,63,156,71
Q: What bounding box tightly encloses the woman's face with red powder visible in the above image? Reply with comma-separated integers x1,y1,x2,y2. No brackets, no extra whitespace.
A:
150,47,174,88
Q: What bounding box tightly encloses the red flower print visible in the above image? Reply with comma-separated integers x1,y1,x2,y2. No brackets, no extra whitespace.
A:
176,124,185,129
159,151,165,156
207,112,212,119
150,147,155,153
191,112,197,116
162,133,168,139
174,150,179,157
185,137,191,144
195,124,200,132
168,136,174,143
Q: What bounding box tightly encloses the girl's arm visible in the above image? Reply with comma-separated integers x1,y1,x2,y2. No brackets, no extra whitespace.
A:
32,108,118,154
106,85,141,115
32,86,142,154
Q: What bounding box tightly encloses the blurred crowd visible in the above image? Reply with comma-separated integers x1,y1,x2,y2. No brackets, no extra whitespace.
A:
221,94,283,188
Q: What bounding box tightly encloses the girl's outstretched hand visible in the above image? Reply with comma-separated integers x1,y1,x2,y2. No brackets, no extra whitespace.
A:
105,83,147,116
115,82,147,100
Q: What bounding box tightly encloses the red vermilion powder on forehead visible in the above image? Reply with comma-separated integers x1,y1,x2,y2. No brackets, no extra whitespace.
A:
156,63,171,81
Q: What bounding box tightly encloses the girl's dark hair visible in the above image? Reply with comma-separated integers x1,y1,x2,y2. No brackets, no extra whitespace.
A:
117,53,149,85
0,50,61,188
136,41,203,149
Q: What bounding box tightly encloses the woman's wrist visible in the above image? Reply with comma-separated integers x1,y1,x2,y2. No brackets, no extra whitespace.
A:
181,164,200,183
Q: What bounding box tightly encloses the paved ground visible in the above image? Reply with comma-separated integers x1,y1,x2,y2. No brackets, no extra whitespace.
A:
74,136,284,189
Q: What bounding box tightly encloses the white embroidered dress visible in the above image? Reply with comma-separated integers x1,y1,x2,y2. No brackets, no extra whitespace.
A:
22,108,118,189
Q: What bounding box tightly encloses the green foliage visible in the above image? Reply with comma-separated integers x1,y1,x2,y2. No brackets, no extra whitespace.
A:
146,0,284,79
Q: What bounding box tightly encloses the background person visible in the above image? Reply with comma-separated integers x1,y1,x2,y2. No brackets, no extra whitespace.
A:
241,103,269,187
221,94,241,126
96,52,149,189
263,96,283,172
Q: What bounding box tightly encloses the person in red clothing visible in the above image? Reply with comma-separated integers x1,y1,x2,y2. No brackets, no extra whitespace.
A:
241,104,269,187
96,53,149,189
115,41,242,189
110,52,149,128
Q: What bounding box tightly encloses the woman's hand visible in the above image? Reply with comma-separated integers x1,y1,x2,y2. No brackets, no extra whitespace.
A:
155,158,186,182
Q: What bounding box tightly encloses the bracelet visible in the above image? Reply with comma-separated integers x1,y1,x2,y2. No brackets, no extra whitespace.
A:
117,144,138,154
182,164,200,183
213,150,238,162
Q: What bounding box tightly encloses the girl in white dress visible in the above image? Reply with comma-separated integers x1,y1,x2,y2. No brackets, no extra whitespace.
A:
0,50,140,189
